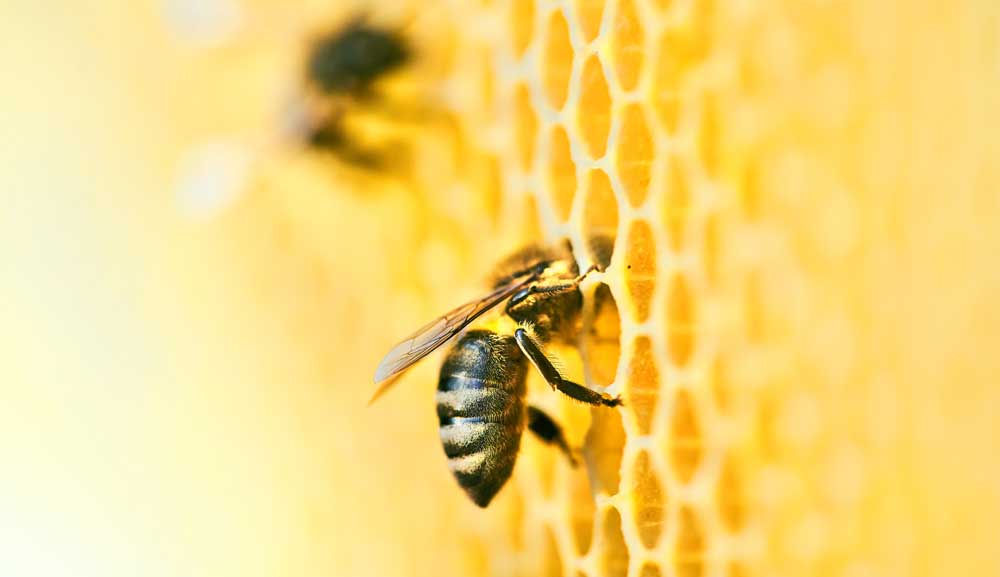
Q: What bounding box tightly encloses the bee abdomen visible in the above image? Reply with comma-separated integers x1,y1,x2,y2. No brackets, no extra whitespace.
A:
437,331,527,507
436,388,520,425
436,381,524,506
446,449,519,507
439,421,511,458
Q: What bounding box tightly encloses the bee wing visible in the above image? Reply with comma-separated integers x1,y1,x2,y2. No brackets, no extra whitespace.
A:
370,274,536,403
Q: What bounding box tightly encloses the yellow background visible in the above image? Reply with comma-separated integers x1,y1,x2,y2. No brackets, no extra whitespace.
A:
2,1,1000,577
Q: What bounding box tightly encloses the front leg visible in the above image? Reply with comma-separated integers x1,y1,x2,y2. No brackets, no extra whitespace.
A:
507,264,601,311
513,327,622,408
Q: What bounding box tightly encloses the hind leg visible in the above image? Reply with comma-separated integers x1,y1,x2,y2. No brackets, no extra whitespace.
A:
527,405,577,466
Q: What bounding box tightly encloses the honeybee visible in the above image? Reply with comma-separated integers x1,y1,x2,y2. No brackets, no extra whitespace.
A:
372,236,621,507
297,17,410,168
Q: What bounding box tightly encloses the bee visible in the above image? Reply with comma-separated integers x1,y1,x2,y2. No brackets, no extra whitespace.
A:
372,236,621,507
297,17,410,168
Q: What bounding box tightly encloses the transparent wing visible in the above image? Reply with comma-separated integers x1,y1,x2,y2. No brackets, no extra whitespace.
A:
370,273,537,403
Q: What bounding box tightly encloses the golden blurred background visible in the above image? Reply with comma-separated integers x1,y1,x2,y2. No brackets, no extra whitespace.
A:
2,1,999,576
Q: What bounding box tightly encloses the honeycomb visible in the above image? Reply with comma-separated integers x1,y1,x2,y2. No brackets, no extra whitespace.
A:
396,1,760,574
164,0,1000,576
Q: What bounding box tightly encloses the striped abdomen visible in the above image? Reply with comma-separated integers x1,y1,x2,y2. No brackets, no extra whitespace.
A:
437,330,527,507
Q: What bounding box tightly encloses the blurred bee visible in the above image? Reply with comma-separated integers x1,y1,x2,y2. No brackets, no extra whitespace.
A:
372,236,621,507
294,16,411,169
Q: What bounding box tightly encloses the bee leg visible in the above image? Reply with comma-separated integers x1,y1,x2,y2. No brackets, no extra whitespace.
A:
507,265,600,314
527,406,578,466
513,327,622,408
529,264,599,296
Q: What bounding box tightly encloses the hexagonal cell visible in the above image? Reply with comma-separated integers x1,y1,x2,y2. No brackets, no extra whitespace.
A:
654,92,681,134
477,47,496,113
652,26,697,134
600,507,630,577
674,507,705,577
669,390,702,483
585,407,625,494
625,336,659,435
575,0,604,42
616,104,655,207
632,450,665,548
569,462,596,555
546,125,577,222
610,0,644,91
717,453,745,532
689,0,715,60
702,211,719,287
583,168,618,251
640,564,662,577
543,524,563,577
588,283,621,387
578,55,612,158
709,358,731,414
667,272,697,365
476,153,503,227
740,163,762,219
696,93,721,177
514,83,538,172
662,155,691,251
654,18,712,97
518,192,544,242
542,10,574,110
624,219,656,323
511,0,535,58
